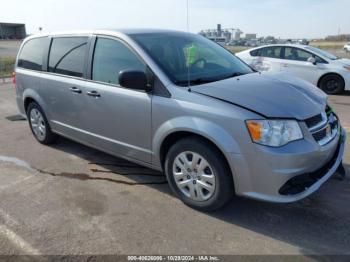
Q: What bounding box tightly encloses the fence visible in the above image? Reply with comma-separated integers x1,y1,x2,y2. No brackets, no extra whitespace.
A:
0,57,15,83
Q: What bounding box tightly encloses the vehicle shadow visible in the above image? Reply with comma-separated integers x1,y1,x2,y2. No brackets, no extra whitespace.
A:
49,136,350,257
48,136,172,195
338,90,350,96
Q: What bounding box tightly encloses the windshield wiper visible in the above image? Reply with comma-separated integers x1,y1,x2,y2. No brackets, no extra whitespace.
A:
228,72,246,77
175,72,248,87
175,78,217,86
218,72,248,81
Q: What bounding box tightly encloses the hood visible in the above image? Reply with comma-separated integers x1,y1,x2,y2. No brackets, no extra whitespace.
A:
332,58,350,67
191,72,327,120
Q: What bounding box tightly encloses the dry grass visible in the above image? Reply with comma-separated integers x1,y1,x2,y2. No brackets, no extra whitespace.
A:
0,57,15,77
310,41,347,50
225,46,250,54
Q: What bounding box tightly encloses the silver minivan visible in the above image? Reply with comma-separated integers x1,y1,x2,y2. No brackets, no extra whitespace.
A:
15,29,346,210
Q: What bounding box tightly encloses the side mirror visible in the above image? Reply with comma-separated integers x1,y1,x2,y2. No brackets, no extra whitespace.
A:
307,57,317,65
119,70,151,92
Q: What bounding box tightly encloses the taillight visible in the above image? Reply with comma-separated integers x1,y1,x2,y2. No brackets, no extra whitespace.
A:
12,72,16,86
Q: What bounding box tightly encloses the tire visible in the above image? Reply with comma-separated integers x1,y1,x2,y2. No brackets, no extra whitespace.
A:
164,137,234,211
319,74,345,95
27,102,58,144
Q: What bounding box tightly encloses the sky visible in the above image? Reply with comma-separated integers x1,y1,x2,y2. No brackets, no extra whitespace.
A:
2,0,350,39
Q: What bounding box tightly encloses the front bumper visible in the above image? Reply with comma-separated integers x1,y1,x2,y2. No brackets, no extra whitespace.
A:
343,71,350,91
230,126,346,203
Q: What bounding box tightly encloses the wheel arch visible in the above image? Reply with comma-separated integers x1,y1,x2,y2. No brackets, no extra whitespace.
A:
24,97,36,113
158,130,236,188
22,89,49,116
153,117,241,186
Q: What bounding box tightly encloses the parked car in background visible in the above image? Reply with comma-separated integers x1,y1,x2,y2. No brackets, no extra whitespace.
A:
344,42,350,52
15,30,345,211
298,39,309,45
236,44,350,94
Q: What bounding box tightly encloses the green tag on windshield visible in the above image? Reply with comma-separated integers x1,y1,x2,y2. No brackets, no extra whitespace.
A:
187,44,198,65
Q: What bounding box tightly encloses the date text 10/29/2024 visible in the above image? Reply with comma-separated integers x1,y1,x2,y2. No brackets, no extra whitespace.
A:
128,256,220,261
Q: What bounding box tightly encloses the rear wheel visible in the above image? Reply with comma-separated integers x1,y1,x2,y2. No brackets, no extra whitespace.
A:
165,137,234,211
319,74,345,95
27,102,58,144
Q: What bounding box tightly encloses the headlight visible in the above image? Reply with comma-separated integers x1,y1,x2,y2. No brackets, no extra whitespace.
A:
246,119,303,147
344,66,350,72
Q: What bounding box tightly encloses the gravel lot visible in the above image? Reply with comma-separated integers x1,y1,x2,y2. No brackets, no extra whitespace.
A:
0,83,349,257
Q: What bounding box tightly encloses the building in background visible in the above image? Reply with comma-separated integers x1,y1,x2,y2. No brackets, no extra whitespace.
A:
244,34,257,40
0,23,26,40
199,24,254,45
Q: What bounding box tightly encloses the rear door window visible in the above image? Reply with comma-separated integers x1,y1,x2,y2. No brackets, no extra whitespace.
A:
48,37,88,77
17,37,46,71
259,46,282,59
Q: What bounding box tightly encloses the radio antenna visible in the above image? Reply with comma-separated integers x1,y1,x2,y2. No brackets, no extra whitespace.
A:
186,0,189,32
186,0,191,91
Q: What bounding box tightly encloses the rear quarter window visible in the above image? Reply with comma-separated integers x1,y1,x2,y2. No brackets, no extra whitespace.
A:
250,49,259,57
17,37,46,71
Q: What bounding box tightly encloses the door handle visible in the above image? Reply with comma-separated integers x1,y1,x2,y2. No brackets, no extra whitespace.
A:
70,87,82,94
87,90,101,97
282,64,289,67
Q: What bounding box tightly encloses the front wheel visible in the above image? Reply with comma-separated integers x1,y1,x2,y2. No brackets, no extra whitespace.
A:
165,137,234,211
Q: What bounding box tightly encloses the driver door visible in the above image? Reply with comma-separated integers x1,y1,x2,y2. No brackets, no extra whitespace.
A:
83,36,152,163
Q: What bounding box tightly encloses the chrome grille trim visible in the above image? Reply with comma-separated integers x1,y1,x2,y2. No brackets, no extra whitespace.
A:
317,124,338,146
306,110,338,146
308,112,328,133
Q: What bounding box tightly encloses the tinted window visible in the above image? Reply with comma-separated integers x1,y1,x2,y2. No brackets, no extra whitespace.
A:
259,46,282,59
250,49,259,57
304,46,337,61
130,33,253,86
284,47,315,62
92,38,146,85
48,37,88,77
18,37,46,70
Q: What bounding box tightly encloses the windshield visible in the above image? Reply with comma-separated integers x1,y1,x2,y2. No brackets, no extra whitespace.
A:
304,46,339,60
130,32,253,86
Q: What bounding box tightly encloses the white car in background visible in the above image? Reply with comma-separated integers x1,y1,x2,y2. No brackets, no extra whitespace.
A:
344,42,350,52
236,44,350,94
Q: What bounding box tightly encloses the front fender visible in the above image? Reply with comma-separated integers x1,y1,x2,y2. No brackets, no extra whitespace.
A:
152,116,241,168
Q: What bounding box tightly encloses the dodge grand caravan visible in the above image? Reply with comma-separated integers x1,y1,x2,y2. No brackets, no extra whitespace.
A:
15,29,346,211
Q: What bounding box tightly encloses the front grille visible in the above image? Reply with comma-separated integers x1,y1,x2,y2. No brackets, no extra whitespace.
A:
313,128,327,142
305,114,322,128
304,106,338,146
